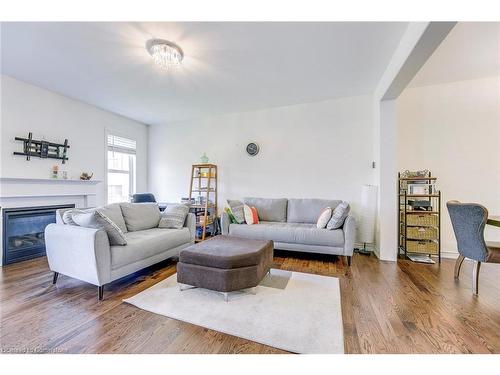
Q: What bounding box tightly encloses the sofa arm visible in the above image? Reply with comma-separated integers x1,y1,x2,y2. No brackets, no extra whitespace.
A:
45,224,111,286
221,211,231,235
343,215,357,256
184,213,196,243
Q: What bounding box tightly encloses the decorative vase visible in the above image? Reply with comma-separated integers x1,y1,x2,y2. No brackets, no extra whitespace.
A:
200,153,209,164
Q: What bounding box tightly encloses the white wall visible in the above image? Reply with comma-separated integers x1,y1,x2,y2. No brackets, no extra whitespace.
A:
149,94,374,239
396,75,500,257
0,75,149,206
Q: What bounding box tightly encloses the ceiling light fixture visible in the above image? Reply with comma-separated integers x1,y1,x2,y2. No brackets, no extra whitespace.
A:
145,38,184,68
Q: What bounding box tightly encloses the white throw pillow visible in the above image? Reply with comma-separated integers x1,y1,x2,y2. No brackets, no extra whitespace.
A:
243,204,258,225
158,204,190,229
316,207,332,229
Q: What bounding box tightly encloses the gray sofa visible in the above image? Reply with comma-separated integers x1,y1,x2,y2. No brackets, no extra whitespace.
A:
221,198,356,264
45,203,195,300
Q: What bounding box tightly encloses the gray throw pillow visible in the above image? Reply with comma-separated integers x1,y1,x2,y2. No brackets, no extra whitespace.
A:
227,199,245,224
159,204,189,229
72,211,127,246
326,201,350,230
97,203,128,233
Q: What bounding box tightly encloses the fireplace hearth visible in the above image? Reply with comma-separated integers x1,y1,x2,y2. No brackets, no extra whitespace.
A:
2,204,75,265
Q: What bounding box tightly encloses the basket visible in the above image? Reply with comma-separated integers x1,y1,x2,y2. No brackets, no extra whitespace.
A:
406,214,438,227
407,226,438,240
406,240,438,254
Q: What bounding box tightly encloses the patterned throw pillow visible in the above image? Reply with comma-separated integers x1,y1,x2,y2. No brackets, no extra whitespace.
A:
316,207,332,229
243,205,259,225
326,202,350,230
225,207,238,224
158,204,190,229
227,199,245,224
72,211,127,246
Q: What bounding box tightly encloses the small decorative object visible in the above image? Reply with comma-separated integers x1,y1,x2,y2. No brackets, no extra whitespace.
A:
61,170,68,180
14,132,69,163
80,172,93,180
246,142,259,156
400,169,429,178
51,165,59,179
200,153,209,164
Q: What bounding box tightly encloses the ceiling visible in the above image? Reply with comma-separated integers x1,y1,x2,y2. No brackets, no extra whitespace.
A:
410,22,500,87
1,22,408,125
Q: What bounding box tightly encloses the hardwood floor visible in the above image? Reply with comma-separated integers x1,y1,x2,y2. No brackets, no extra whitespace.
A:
1,251,499,354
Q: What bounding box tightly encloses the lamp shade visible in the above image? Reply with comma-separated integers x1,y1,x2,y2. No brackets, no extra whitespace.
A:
359,184,378,244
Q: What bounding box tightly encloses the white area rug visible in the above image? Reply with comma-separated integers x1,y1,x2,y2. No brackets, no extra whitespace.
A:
124,269,344,353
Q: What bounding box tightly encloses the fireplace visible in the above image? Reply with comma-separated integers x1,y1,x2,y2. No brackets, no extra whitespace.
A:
2,204,75,265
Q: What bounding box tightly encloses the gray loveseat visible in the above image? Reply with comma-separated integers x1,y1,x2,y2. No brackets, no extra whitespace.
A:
221,198,356,264
45,203,195,300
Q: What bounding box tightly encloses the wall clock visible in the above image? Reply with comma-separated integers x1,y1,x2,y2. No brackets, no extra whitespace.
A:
246,142,259,156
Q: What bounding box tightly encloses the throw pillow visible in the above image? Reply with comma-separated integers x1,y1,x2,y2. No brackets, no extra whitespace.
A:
72,211,127,246
225,207,238,224
327,201,350,230
251,207,259,224
227,199,245,224
316,207,332,229
243,204,259,225
158,204,189,229
62,209,88,225
94,210,128,245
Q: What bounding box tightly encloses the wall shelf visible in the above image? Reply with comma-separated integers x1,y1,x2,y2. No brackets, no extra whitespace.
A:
0,177,101,185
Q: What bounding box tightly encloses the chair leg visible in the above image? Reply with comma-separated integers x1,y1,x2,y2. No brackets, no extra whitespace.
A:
98,285,104,301
454,255,465,279
472,261,481,295
52,272,59,285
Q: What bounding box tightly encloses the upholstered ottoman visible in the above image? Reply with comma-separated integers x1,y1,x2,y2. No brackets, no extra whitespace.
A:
177,235,273,300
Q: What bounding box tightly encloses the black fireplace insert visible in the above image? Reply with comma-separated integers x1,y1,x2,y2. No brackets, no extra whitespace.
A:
2,204,75,265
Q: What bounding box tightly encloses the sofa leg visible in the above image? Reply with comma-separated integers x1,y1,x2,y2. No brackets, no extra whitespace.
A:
52,272,59,285
345,256,352,267
98,285,104,301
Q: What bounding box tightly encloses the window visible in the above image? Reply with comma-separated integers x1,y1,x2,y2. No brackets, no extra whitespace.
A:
107,134,136,204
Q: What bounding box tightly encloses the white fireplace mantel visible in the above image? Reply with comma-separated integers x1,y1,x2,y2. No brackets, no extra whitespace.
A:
0,177,101,208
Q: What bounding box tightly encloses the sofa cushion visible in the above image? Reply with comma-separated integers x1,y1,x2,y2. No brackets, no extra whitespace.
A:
97,203,128,233
287,199,341,224
111,228,190,269
229,221,344,247
120,202,161,231
243,198,287,222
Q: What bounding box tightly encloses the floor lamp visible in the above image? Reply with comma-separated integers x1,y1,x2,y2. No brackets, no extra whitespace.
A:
357,184,377,255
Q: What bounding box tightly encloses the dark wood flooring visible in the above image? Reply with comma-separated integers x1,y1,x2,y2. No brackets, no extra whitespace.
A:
1,251,499,353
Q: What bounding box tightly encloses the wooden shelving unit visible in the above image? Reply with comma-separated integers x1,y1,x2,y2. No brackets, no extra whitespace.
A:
188,164,218,242
398,172,441,262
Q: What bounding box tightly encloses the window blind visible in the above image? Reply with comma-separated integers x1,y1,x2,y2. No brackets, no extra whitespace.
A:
107,134,136,154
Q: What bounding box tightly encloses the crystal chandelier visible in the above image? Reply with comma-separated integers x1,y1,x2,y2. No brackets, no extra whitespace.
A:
145,39,184,68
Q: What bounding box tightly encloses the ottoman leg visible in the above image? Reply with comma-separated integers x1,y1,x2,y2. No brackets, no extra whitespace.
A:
179,283,198,292
222,292,229,302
